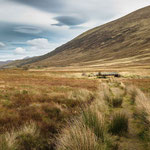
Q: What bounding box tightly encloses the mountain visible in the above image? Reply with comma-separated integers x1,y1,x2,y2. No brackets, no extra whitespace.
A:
3,6,150,69
0,60,13,67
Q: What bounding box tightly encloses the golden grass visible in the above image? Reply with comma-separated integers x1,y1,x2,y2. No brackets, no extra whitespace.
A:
122,78,150,94
56,84,119,150
135,88,150,123
126,85,150,120
0,69,150,149
0,122,39,150
56,120,102,150
0,69,98,149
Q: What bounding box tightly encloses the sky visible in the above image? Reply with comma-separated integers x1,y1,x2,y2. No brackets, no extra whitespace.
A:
0,0,150,61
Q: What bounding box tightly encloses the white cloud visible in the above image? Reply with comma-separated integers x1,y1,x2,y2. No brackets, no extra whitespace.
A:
9,38,63,59
26,38,61,55
0,42,5,47
27,38,51,49
14,47,26,54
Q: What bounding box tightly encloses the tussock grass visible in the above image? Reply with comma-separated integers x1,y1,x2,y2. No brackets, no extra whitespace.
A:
109,112,129,135
17,121,39,137
92,92,109,115
104,92,123,108
130,87,150,143
82,108,105,140
103,86,113,106
102,83,124,108
16,122,42,150
127,86,138,104
56,92,117,150
134,89,150,123
0,131,18,150
67,88,93,102
56,120,102,150
0,122,40,150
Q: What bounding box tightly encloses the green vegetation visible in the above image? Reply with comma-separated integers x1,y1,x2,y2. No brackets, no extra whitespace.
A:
82,108,105,140
108,112,128,135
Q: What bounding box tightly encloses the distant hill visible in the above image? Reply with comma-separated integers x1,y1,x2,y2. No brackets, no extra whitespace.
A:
0,60,13,67
3,6,150,69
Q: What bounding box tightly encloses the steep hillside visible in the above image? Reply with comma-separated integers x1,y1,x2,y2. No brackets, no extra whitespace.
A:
4,6,150,68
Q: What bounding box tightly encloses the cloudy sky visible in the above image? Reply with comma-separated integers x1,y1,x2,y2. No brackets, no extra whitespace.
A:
0,0,150,61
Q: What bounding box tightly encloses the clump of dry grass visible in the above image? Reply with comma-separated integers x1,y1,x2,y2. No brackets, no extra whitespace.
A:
130,87,150,142
0,131,18,150
81,108,105,141
17,121,39,137
92,91,109,115
0,121,40,150
16,122,44,150
67,88,93,102
127,85,138,104
56,120,102,150
103,88,123,108
134,89,150,123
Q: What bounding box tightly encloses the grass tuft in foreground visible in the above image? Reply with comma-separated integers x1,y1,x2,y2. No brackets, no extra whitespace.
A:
133,88,150,142
56,120,102,150
0,122,47,150
82,108,105,141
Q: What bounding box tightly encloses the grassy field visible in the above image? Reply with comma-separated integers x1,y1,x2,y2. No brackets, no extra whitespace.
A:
0,69,99,149
0,68,150,150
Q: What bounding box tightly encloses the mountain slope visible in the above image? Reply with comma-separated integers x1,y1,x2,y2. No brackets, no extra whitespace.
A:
4,6,150,68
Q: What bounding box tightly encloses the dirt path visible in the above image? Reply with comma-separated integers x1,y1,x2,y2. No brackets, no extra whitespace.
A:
109,83,148,150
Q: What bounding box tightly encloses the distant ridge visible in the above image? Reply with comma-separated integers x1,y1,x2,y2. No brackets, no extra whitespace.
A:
0,60,13,67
